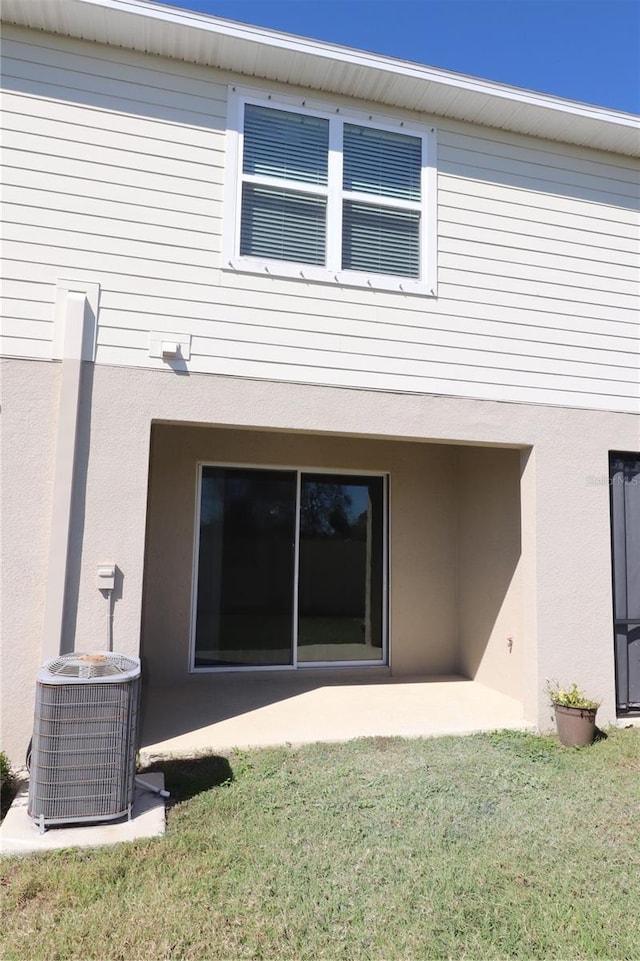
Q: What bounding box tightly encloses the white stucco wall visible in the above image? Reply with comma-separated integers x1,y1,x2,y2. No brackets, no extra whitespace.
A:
457,446,524,702
2,357,637,763
142,424,461,683
0,360,59,763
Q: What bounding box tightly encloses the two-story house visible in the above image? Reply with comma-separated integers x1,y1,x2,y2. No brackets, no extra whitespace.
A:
1,0,638,765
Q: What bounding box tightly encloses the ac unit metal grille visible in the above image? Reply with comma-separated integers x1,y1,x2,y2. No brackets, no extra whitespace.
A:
28,653,141,828
45,652,139,679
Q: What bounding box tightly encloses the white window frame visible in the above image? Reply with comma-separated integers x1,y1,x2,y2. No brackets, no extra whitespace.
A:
223,86,438,296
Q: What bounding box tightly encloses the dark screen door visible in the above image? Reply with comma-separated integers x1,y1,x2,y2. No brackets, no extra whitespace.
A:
610,453,640,712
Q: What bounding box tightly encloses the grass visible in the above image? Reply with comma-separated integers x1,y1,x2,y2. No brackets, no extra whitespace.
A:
2,728,640,960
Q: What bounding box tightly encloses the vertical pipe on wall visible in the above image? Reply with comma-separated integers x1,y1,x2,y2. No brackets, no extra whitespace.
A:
41,289,92,661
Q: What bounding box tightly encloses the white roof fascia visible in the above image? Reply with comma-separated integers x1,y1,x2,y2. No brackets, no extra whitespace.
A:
2,0,639,157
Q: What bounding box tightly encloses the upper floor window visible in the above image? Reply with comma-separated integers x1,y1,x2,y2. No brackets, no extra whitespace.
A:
224,89,437,295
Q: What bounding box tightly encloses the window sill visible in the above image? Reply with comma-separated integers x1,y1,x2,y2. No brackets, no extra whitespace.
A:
223,257,437,297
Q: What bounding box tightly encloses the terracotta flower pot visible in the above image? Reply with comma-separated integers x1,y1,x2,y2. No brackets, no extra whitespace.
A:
553,703,597,747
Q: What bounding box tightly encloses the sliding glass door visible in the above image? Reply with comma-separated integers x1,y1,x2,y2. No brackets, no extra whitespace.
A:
192,465,386,670
297,474,384,663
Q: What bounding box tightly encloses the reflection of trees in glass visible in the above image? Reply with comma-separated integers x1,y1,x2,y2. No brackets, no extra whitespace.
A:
300,482,368,539
301,482,350,537
201,471,296,536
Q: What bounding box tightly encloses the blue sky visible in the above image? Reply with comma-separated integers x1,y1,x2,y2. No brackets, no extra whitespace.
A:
162,0,640,113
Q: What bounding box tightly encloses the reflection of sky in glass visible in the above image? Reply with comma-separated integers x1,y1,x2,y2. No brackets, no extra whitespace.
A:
343,485,369,522
201,477,224,525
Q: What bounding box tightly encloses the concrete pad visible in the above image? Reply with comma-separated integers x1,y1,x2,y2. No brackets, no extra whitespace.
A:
0,773,166,857
141,674,533,760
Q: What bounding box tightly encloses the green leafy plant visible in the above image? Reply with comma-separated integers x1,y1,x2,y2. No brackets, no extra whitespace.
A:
1,750,17,819
545,681,599,711
0,751,12,791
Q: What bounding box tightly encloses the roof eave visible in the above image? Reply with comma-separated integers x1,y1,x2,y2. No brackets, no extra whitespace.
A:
2,0,639,157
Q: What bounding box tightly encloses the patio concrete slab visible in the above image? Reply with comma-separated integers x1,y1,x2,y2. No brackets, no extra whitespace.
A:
140,673,532,760
0,773,166,857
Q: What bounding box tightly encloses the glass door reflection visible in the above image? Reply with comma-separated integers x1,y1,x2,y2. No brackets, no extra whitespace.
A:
194,466,297,667
297,474,384,663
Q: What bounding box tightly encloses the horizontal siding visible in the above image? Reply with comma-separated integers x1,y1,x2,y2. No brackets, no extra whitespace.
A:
2,29,224,102
2,89,219,149
440,198,639,255
2,128,220,181
93,344,634,412
3,165,216,217
1,299,53,324
440,230,637,277
1,26,638,414
1,317,53,341
7,256,636,332
0,335,52,360
2,190,216,235
12,221,636,302
441,176,640,236
438,144,639,207
3,146,220,200
97,311,637,375
214,268,639,325
98,290,637,347
3,51,218,120
4,224,217,269
438,128,640,188
3,102,221,163
4,239,216,283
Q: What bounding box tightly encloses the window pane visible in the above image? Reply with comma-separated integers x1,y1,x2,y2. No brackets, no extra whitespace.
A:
243,104,329,185
298,474,385,663
343,124,421,201
241,184,326,264
342,201,420,277
194,467,297,667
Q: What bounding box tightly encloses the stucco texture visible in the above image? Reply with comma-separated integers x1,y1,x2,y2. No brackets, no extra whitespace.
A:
1,360,59,764
2,359,638,762
142,426,524,703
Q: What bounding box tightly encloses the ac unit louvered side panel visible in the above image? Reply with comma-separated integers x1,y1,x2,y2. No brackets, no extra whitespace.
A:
28,673,140,826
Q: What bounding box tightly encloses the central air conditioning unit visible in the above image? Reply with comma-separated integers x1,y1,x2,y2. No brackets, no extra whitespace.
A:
28,652,141,832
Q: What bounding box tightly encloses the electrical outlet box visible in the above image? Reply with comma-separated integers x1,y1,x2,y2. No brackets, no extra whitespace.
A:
97,564,116,592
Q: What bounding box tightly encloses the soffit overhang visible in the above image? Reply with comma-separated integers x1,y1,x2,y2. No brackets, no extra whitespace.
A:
2,0,639,158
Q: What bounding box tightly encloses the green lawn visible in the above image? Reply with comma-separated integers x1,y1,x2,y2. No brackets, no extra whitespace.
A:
3,729,640,960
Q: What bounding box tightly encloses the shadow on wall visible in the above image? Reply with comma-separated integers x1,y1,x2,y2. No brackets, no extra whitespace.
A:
455,445,523,694
61,362,94,654
58,359,125,656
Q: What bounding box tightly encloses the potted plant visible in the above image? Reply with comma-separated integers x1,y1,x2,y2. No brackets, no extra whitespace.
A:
546,681,600,747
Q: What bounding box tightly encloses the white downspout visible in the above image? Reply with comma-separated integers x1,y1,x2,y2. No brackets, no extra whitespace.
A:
41,282,98,661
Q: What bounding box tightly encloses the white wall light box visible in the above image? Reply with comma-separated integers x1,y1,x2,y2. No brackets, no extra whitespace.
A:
149,332,191,361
